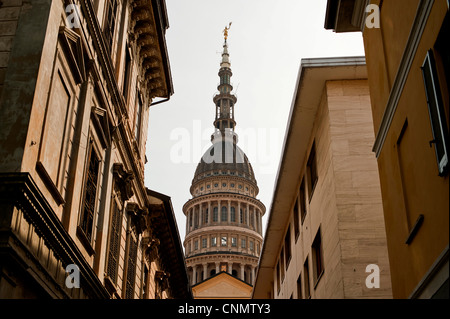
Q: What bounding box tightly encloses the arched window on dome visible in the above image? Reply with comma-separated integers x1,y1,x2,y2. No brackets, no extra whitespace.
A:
240,209,243,224
204,208,209,224
230,207,236,222
221,206,228,222
213,207,218,222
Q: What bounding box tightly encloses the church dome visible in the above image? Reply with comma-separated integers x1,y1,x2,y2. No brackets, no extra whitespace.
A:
193,139,257,185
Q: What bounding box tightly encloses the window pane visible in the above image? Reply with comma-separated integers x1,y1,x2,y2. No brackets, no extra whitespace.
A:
422,50,449,175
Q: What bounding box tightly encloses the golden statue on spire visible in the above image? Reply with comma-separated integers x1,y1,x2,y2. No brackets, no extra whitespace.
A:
223,22,232,41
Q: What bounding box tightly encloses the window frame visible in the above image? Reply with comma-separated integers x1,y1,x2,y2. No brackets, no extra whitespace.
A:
312,228,325,287
103,0,119,52
303,257,311,299
421,50,449,176
284,227,292,270
307,142,318,201
77,137,102,253
299,178,307,225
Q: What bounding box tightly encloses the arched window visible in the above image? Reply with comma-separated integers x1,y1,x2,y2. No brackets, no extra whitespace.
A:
221,206,228,222
230,207,236,222
204,208,209,224
213,207,218,222
240,209,243,224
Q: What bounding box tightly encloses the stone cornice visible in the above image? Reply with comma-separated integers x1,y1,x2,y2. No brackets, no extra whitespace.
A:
185,225,263,243
185,252,259,265
190,174,259,195
183,192,266,214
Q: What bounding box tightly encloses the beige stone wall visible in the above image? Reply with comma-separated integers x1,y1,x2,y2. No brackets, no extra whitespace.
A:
274,79,391,299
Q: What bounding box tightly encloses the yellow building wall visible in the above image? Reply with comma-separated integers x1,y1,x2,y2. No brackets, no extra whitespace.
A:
363,0,449,298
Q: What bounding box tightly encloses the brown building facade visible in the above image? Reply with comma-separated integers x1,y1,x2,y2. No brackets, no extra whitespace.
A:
253,57,392,299
325,0,449,299
0,0,191,299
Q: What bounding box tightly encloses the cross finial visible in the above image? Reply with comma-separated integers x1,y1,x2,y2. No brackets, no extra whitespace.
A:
223,22,232,41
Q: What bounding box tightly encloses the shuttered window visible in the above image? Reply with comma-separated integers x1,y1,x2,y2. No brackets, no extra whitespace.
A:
79,143,100,242
125,235,138,299
106,201,121,283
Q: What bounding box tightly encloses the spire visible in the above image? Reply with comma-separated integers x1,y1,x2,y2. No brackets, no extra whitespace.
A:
213,23,237,139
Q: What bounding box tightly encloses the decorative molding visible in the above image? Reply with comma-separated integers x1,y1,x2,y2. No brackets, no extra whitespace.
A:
372,0,434,157
112,163,134,202
126,202,148,235
0,173,110,298
58,26,85,84
35,161,65,206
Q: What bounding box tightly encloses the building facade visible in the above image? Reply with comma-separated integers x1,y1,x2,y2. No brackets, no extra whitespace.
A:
183,31,265,298
253,57,392,299
325,0,449,299
0,0,191,299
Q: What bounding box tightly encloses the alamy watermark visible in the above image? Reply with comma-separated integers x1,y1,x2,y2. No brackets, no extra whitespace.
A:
169,121,282,175
65,4,81,29
365,4,380,29
365,264,380,289
65,264,80,289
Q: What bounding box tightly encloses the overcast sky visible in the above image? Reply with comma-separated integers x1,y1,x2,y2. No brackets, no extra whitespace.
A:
144,0,366,242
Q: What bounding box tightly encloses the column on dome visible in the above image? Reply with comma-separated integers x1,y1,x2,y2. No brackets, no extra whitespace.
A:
217,199,222,223
199,204,202,228
208,201,211,225
215,262,220,274
192,265,197,285
246,203,249,226
203,263,208,281
251,266,256,285
186,210,189,234
255,209,260,233
237,201,241,224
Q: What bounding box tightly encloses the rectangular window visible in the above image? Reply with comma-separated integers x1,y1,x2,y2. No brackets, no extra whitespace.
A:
231,237,237,247
106,200,121,283
142,266,149,299
241,238,246,248
194,240,199,250
299,178,307,224
284,227,292,269
221,236,227,247
303,258,311,299
312,228,324,285
293,197,300,240
204,208,209,224
276,262,281,294
280,247,285,283
122,47,132,101
250,241,254,251
221,206,228,222
297,273,302,299
135,92,143,145
211,236,217,247
125,235,138,299
422,49,449,175
307,142,318,200
202,238,207,248
79,142,100,243
104,0,118,51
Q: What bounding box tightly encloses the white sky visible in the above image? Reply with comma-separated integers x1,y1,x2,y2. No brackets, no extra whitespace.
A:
144,0,365,242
